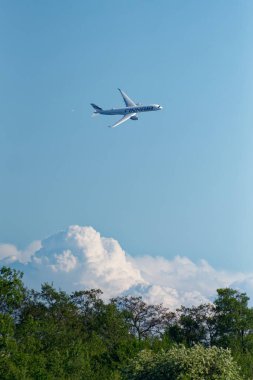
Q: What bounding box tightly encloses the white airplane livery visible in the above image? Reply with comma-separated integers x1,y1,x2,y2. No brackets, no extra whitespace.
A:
91,88,163,128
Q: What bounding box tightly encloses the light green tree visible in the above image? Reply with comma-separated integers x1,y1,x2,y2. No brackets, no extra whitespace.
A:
122,345,243,380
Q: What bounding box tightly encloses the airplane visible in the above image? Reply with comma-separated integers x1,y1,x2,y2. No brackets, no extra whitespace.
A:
91,88,163,128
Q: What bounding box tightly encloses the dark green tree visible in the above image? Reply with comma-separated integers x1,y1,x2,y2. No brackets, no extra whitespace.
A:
71,290,137,378
166,303,215,347
213,288,253,350
212,288,253,379
0,266,26,379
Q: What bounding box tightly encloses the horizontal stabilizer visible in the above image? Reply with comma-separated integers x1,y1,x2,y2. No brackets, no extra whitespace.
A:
90,103,102,111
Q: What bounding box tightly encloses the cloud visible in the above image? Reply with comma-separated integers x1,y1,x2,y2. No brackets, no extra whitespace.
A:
0,241,41,264
26,226,145,298
133,255,253,307
1,225,253,309
50,250,78,273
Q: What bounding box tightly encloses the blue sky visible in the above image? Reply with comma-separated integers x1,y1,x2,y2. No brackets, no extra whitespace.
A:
1,0,253,276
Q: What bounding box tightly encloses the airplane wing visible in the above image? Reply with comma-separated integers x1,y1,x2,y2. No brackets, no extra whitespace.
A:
109,113,136,128
118,88,136,107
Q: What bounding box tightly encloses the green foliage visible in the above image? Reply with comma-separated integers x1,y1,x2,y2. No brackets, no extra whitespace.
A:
211,288,253,379
0,267,252,379
213,288,253,349
0,267,27,379
167,304,215,347
0,266,25,315
122,345,243,380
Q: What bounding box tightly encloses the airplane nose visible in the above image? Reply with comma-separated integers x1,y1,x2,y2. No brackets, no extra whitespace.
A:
159,105,163,110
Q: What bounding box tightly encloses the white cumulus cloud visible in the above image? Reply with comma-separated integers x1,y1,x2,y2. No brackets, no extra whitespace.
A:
50,250,78,273
0,241,41,264
1,225,253,309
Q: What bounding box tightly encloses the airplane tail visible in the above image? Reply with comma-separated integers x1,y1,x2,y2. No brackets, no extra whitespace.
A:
90,103,102,113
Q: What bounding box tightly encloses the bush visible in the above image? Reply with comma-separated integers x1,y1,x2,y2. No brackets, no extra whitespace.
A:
122,344,243,380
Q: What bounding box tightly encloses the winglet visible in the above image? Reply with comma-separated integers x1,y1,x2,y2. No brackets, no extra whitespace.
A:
118,88,124,97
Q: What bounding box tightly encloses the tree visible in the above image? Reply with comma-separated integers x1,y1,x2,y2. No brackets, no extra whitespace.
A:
16,283,88,379
0,266,26,379
166,304,215,347
0,266,25,316
112,296,168,341
213,288,253,350
71,290,136,377
122,345,243,380
211,288,253,379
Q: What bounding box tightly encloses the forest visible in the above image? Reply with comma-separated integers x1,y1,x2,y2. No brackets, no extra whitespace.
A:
1,266,253,380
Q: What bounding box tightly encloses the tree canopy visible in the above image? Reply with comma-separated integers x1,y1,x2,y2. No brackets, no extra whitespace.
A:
1,266,253,379
123,345,243,380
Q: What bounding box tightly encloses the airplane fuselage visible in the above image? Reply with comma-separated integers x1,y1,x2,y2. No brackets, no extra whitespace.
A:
98,104,162,115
